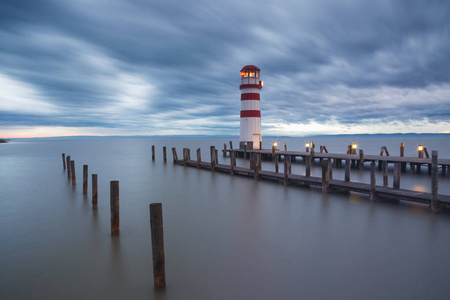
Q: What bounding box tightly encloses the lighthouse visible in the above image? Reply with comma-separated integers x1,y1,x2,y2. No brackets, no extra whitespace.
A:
239,65,263,150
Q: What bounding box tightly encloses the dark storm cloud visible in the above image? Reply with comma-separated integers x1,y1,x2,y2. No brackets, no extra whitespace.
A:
1,0,449,136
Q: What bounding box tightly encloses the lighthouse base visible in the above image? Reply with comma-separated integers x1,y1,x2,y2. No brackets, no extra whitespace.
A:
239,141,262,150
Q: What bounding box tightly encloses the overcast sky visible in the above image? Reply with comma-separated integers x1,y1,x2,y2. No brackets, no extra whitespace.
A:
1,0,449,138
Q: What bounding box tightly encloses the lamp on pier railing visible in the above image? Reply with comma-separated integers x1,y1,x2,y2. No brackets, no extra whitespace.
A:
272,142,277,149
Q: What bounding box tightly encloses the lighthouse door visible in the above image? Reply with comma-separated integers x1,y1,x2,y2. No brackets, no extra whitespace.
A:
252,134,260,150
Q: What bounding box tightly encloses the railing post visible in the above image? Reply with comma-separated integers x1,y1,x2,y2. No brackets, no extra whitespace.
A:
382,161,388,187
359,149,364,170
345,159,350,182
393,162,401,189
197,148,201,168
210,146,216,171
322,159,330,193
431,151,439,213
370,161,376,201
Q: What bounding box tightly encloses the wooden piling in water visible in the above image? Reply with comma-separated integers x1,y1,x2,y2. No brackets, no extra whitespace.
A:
229,141,233,150
370,162,376,201
197,148,201,169
83,165,88,194
244,143,247,158
110,181,120,235
149,203,166,290
71,160,76,185
152,145,155,161
275,154,279,173
163,147,167,163
215,149,218,164
230,150,235,175
92,174,98,209
172,148,178,163
431,151,439,213
359,149,364,169
223,144,227,157
382,161,388,187
345,159,350,182
210,146,216,171
306,154,311,177
67,156,71,178
393,162,401,189
284,155,291,185
322,159,330,193
183,148,188,166
400,143,406,172
62,153,66,170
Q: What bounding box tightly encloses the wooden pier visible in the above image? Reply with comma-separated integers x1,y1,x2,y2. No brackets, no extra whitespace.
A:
224,148,450,176
172,147,450,212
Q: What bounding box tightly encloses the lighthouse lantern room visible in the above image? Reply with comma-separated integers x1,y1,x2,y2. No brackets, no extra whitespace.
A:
240,65,263,150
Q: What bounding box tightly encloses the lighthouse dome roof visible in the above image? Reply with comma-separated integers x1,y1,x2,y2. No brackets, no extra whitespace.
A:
240,65,260,72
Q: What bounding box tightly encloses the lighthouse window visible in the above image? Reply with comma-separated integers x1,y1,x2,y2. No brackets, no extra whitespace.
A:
249,72,254,77
256,71,259,77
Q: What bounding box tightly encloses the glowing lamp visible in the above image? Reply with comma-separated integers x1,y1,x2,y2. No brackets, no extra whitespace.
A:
260,81,264,87
418,145,423,151
305,143,310,148
352,143,357,150
273,142,277,148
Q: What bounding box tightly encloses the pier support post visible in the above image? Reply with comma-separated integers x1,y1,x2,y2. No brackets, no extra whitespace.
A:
183,148,188,166
197,148,201,168
322,159,331,193
110,181,120,235
311,147,315,165
83,165,88,194
215,149,218,164
284,155,291,185
284,142,287,151
305,154,311,177
382,161,388,187
223,144,227,157
442,165,447,176
359,149,364,169
229,141,233,150
345,159,350,182
67,156,71,178
431,151,439,213
152,145,155,161
210,146,216,171
92,174,98,209
370,161,376,201
230,150,235,175
254,153,261,178
244,143,247,158
62,153,66,170
163,147,167,163
400,143,406,172
171,148,178,163
275,154,279,173
271,145,276,161
71,161,76,185
149,203,166,290
393,163,401,189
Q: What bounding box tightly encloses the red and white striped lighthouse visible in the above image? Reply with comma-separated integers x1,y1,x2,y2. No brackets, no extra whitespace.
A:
240,65,263,150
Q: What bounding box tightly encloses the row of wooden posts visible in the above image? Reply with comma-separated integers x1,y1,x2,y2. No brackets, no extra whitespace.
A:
169,144,442,213
61,152,166,289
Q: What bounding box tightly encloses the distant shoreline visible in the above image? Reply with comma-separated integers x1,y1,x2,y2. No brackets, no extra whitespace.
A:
3,133,450,141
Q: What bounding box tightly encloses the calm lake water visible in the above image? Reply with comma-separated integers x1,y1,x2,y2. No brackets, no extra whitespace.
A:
1,137,450,299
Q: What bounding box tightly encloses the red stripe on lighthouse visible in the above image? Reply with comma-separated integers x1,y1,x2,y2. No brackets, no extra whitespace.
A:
240,110,261,118
240,84,262,90
241,93,260,100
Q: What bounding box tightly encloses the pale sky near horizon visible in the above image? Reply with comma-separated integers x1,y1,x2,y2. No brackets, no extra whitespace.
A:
1,0,450,138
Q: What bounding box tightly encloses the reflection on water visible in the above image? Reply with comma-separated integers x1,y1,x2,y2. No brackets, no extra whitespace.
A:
1,138,450,299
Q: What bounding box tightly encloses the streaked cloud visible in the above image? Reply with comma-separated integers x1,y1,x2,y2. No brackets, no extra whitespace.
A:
0,0,449,138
